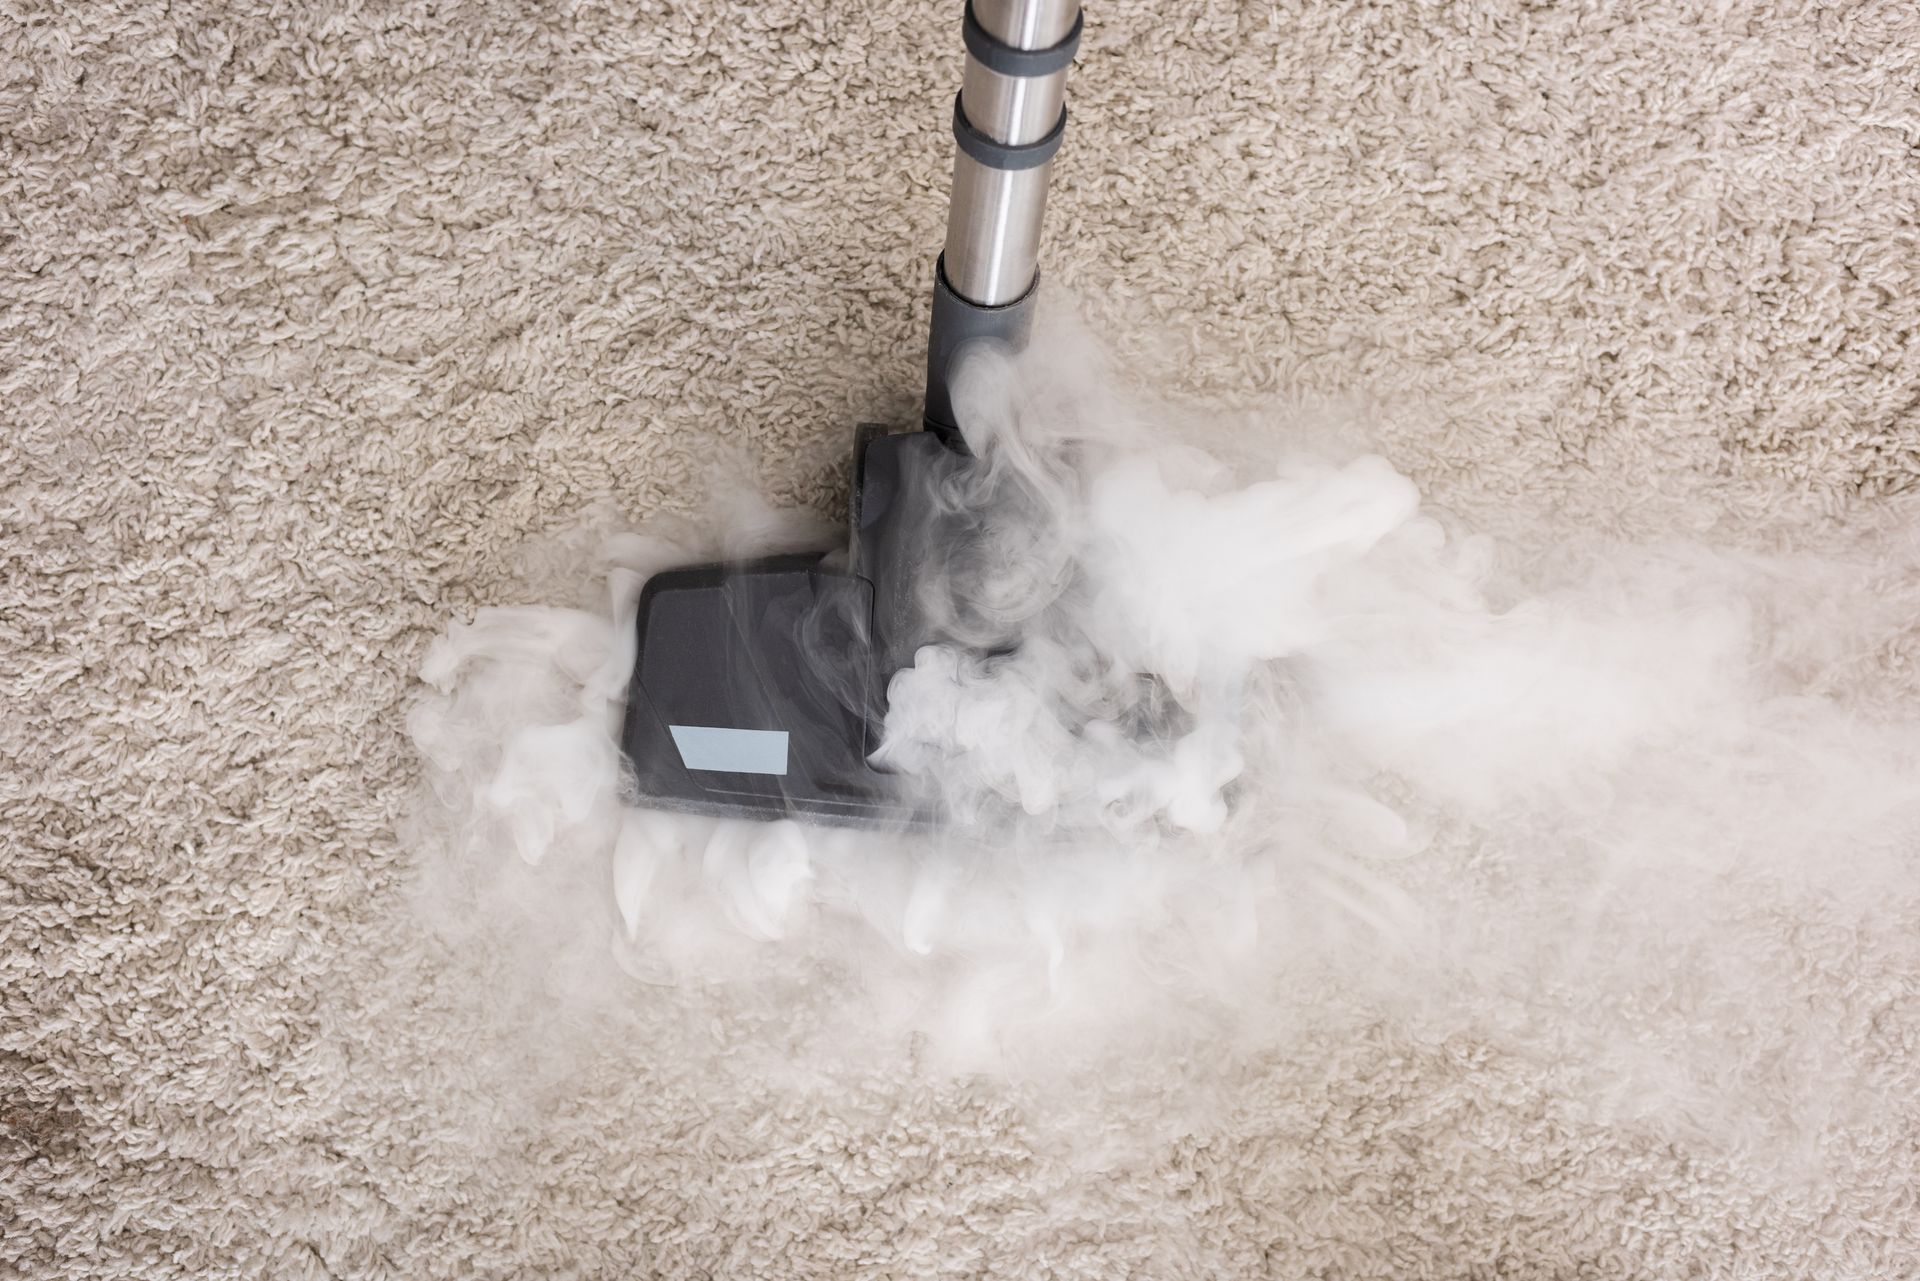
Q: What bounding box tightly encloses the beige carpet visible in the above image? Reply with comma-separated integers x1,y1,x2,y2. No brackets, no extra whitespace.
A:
6,0,1920,1276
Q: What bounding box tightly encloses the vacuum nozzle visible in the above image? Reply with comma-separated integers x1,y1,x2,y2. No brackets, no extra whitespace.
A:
619,3,1088,828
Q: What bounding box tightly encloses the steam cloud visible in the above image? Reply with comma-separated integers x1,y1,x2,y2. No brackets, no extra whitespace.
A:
405,313,1920,1161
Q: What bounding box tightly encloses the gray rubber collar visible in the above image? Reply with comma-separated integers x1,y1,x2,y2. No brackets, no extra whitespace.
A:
962,1,1082,77
952,94,1068,171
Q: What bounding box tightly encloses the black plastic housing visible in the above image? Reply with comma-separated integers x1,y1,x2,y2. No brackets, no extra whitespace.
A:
619,553,897,823
923,254,1036,445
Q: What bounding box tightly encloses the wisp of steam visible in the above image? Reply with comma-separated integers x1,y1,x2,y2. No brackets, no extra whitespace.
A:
405,312,1920,1161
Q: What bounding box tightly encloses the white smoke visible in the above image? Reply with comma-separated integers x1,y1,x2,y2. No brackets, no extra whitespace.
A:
403,312,1920,1160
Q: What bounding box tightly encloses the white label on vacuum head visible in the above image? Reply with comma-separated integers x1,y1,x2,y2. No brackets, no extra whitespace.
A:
668,725,790,775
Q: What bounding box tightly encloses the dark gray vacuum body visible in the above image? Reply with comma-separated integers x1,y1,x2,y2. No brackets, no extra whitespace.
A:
620,0,1082,825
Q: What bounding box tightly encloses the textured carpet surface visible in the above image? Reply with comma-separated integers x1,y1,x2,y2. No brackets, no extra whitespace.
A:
5,0,1920,1277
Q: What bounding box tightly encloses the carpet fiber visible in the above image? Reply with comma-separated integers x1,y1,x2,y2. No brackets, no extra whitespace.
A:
5,0,1919,1276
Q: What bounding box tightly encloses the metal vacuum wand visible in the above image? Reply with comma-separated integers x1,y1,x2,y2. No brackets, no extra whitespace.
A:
945,0,1080,305
923,0,1082,440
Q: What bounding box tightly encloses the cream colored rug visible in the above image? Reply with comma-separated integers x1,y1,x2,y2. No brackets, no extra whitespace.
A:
5,0,1919,1276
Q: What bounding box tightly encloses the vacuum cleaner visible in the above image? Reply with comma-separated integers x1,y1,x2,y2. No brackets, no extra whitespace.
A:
619,0,1083,825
